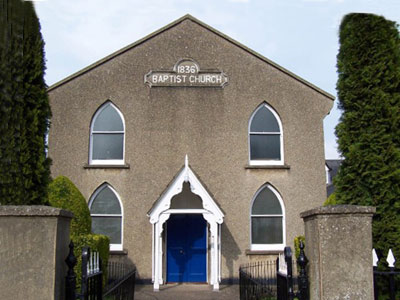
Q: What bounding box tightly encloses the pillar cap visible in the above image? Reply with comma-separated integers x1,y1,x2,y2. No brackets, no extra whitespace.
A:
300,205,375,219
0,205,74,218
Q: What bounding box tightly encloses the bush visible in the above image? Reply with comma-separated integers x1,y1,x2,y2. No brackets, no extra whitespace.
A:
73,233,110,288
49,176,110,288
294,235,305,260
48,176,91,237
323,193,337,206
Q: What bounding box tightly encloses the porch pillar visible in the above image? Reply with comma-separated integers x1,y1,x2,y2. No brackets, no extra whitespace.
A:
153,214,170,291
153,221,161,291
210,221,219,290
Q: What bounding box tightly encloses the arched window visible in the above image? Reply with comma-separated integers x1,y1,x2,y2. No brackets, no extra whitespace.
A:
90,102,125,165
250,184,285,251
89,184,123,251
249,103,283,165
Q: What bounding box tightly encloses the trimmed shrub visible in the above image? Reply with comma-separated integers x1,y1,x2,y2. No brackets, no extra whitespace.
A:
73,233,110,288
0,0,51,205
294,235,305,260
335,13,400,265
49,176,110,287
48,176,91,237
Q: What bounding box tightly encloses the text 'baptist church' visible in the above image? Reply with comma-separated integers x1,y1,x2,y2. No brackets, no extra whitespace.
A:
145,59,229,88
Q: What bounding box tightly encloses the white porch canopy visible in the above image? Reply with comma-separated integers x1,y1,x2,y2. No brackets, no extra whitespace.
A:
147,156,224,291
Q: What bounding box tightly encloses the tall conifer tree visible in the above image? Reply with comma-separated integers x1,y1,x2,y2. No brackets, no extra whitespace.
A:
0,0,51,205
335,13,400,260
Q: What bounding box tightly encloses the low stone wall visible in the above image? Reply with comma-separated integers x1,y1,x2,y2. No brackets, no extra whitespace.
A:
301,205,375,300
0,206,73,300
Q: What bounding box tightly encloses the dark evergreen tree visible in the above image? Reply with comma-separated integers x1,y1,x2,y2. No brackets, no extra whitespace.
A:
0,0,51,205
335,13,400,262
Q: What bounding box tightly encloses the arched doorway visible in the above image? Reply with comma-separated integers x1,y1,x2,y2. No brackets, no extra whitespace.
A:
148,156,224,291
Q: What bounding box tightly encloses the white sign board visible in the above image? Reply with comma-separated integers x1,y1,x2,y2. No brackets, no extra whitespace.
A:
145,59,229,88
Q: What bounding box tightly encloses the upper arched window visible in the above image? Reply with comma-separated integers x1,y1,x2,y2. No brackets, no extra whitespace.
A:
90,102,125,165
89,184,123,251
250,184,285,251
249,103,283,165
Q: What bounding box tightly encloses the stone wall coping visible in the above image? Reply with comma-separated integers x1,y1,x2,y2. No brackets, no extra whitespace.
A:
300,205,376,219
0,205,74,218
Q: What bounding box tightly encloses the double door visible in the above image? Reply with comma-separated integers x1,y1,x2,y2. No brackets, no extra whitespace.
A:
166,214,207,282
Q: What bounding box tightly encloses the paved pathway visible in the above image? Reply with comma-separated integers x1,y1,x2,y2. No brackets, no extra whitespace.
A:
134,284,239,300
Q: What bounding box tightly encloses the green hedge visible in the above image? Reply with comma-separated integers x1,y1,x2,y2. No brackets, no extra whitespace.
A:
48,176,91,236
73,233,110,288
323,193,337,206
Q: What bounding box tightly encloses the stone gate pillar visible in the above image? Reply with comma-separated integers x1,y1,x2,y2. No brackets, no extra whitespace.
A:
301,205,375,300
0,206,73,300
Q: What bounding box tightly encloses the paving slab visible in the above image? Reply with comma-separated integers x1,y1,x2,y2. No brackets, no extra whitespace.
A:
134,284,239,300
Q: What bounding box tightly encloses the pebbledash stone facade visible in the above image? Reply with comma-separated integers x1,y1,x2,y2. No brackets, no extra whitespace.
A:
48,15,334,290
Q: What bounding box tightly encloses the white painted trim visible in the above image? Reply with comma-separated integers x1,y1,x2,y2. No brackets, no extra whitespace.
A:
164,209,209,214
249,183,286,251
152,224,155,282
148,156,224,225
89,183,124,251
325,164,331,184
218,224,221,283
148,156,224,291
251,244,285,251
89,101,125,165
248,103,284,166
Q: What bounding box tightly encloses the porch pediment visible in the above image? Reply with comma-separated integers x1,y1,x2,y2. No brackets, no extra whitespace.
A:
147,156,224,224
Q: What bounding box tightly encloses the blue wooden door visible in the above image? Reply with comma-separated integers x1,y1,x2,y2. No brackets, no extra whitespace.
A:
167,214,207,282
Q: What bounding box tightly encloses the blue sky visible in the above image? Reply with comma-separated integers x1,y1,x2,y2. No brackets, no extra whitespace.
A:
34,0,400,159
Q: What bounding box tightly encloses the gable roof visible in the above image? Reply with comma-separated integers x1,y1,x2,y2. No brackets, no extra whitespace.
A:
148,156,224,224
48,14,335,100
326,159,343,197
325,159,342,177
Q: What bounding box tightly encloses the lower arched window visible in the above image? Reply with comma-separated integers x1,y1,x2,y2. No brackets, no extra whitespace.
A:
89,184,123,251
251,184,285,251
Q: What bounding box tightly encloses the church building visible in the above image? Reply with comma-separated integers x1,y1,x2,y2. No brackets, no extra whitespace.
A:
48,15,334,290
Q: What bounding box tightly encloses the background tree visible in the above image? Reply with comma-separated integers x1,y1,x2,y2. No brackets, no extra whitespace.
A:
335,13,400,262
0,0,51,205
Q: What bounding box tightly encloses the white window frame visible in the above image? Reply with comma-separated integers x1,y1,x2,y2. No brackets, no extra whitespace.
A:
250,183,286,251
89,184,124,251
89,102,125,165
248,103,284,166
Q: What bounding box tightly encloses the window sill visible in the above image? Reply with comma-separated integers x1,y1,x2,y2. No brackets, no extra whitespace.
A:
245,164,290,169
84,164,130,169
110,249,128,256
245,249,284,255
